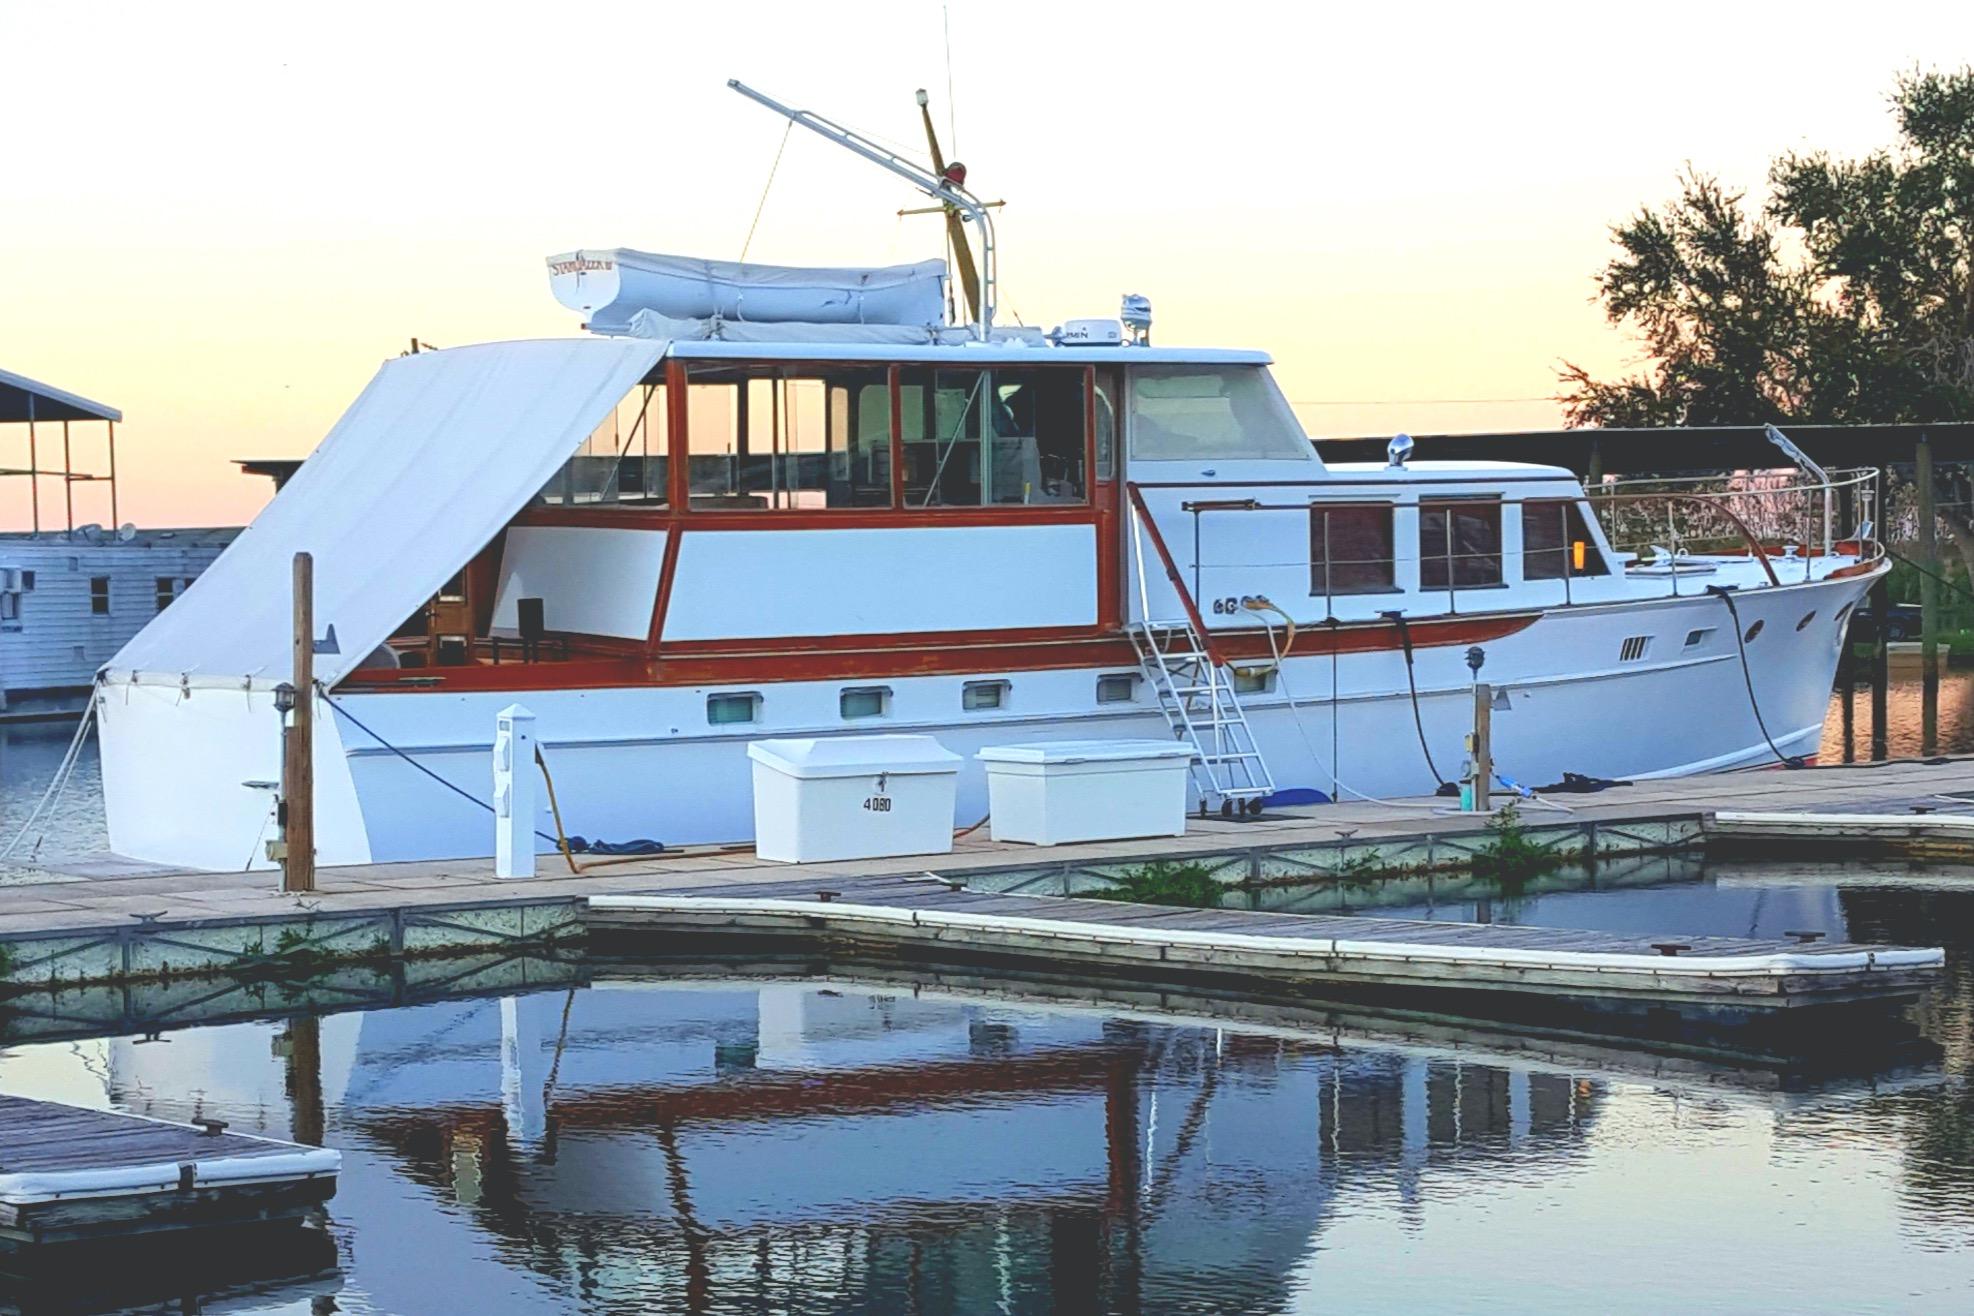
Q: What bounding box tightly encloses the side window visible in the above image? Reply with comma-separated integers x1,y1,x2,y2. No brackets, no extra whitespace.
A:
1094,369,1119,483
89,576,111,615
1523,499,1608,579
900,367,1087,506
685,364,890,510
538,381,669,506
1420,499,1503,589
1311,504,1395,597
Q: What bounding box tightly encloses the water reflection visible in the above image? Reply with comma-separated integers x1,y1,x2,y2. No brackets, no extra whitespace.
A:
1822,666,1974,760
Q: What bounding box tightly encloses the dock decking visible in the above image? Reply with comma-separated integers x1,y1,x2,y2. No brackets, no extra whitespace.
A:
0,758,1967,1010
0,1095,339,1252
585,872,1943,1011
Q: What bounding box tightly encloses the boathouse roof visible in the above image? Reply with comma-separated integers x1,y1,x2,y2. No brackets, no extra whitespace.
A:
0,366,122,425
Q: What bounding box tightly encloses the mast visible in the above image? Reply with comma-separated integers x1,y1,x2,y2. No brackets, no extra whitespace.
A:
727,79,997,339
915,87,981,326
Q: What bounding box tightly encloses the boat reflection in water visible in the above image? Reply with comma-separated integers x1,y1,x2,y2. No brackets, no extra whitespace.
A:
8,978,1599,1314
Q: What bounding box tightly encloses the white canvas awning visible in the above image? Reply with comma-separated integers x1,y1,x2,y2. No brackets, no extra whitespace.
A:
107,337,666,690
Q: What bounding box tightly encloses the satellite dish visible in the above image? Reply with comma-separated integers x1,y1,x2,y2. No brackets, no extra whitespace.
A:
76,523,104,544
117,523,137,542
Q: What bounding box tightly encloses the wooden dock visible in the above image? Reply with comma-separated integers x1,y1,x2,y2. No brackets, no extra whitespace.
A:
0,1096,339,1254
585,871,1944,1013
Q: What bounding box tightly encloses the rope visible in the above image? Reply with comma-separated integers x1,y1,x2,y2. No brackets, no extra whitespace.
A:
319,688,560,844
1,694,97,861
739,121,794,264
1707,587,1806,768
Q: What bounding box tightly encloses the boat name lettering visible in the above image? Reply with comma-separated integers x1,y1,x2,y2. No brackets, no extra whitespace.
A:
549,256,615,276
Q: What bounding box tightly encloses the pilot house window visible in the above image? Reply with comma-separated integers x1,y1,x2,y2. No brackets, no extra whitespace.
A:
1419,499,1503,589
685,363,892,510
1311,504,1395,596
538,381,669,507
898,367,1087,507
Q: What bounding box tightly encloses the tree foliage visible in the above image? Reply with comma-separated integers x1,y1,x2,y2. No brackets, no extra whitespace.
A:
1562,68,1974,428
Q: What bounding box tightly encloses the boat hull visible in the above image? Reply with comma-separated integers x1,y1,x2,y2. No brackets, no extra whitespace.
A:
98,570,1876,869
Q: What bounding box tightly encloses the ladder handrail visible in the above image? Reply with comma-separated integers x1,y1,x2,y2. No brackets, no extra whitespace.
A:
1124,482,1225,664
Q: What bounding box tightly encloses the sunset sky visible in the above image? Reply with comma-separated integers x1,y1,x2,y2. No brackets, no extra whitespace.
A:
2,1,1963,530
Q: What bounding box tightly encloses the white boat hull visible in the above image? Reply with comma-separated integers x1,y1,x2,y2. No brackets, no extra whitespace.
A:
98,570,1874,870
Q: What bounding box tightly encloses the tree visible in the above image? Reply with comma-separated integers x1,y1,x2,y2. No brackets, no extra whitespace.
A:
1562,67,1974,429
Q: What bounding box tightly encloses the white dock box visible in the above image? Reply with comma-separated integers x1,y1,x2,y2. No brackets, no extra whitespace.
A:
977,739,1196,846
747,735,962,863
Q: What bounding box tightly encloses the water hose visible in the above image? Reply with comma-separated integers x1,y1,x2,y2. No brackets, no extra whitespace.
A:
1707,586,1807,769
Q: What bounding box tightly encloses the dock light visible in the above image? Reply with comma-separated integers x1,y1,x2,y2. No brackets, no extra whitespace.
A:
272,682,296,717
1465,646,1486,676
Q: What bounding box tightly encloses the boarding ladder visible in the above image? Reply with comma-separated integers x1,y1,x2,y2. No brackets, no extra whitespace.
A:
1124,486,1275,815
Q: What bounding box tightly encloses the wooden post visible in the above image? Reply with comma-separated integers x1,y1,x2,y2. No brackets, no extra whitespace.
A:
1870,570,1891,761
284,552,316,893
1837,634,1856,764
1472,682,1493,814
1918,435,1939,755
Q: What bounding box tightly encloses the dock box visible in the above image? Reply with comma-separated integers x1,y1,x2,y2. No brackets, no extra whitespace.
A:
977,739,1195,845
748,735,962,863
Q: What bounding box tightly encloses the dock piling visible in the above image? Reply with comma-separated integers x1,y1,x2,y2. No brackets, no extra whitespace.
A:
282,552,316,893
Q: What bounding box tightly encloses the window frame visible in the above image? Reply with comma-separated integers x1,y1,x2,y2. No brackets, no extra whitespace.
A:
840,685,892,720
961,679,1010,712
89,575,111,616
1419,496,1505,591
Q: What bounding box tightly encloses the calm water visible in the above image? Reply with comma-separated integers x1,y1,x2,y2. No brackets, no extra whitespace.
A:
7,692,1974,1311
2,865,1974,1314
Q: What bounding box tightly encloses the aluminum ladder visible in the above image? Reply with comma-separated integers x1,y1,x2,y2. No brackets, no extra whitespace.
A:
1123,483,1275,815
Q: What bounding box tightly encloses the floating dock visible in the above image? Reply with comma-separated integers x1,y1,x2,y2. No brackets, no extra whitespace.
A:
0,1096,339,1255
1,759,1967,1017
585,872,1942,1013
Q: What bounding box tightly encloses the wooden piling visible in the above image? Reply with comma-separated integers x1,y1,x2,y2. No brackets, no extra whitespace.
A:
1870,570,1891,760
1472,682,1493,813
283,552,316,894
1918,435,1940,754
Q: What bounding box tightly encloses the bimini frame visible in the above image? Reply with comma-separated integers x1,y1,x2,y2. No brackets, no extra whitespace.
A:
0,366,123,536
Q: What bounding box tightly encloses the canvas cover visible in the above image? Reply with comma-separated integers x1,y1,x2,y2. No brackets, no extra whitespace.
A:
549,249,947,334
107,337,665,689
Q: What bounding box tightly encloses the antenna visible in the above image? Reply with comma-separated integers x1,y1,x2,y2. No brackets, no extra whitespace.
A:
727,79,997,339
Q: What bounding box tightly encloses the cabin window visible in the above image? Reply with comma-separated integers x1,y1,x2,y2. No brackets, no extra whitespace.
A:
0,592,18,628
840,686,890,719
1311,504,1396,596
1419,498,1503,589
89,576,110,615
1127,366,1309,462
685,363,892,510
1523,499,1607,579
899,367,1087,506
707,692,761,725
19,571,32,591
538,380,669,506
1097,673,1139,703
962,680,1009,711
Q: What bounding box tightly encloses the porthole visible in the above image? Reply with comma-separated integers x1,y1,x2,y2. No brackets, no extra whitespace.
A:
1796,610,1817,632
707,692,761,725
1743,619,1765,644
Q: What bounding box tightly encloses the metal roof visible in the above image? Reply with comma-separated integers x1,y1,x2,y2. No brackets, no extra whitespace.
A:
1315,423,1974,477
665,341,1273,366
0,366,121,424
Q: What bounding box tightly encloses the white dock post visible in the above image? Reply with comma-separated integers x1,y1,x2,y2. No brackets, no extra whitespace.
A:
494,704,537,879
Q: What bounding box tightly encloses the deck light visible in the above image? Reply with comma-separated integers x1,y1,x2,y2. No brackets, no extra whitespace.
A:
1386,432,1414,470
942,161,967,186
